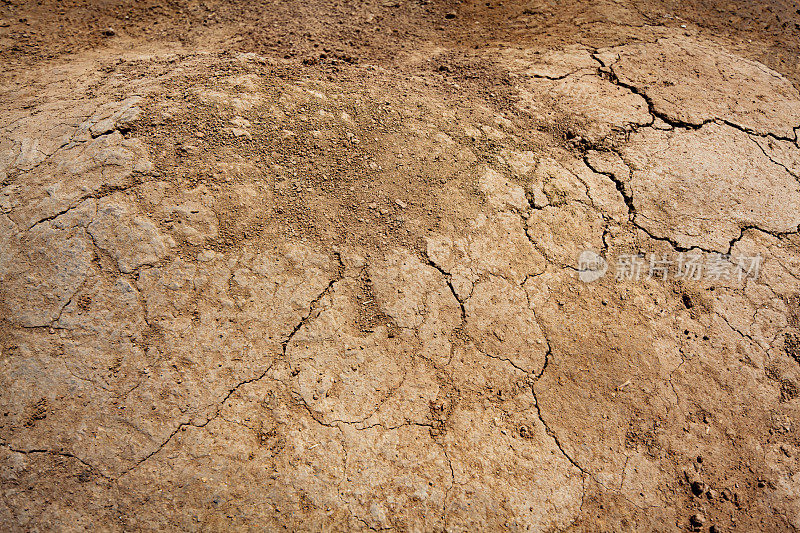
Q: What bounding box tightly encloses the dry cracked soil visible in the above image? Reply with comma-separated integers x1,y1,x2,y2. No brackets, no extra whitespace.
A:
1,0,800,531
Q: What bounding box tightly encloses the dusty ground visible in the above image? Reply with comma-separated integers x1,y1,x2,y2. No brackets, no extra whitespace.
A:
1,0,800,531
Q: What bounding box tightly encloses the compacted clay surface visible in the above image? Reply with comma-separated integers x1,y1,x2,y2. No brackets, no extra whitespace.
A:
1,0,800,531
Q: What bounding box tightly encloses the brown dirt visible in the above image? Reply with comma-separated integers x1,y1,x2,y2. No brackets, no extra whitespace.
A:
1,0,800,531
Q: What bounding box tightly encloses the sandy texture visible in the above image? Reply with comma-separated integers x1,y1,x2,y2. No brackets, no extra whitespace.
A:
1,0,800,531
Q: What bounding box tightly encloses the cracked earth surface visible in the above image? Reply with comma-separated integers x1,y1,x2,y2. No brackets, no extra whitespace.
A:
1,0,800,531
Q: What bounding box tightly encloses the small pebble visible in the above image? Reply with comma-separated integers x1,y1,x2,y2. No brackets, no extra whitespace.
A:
691,481,705,496
689,513,705,528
